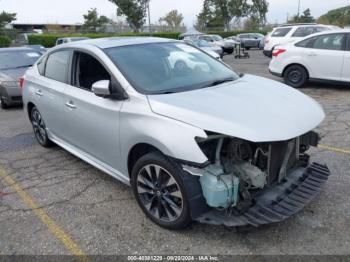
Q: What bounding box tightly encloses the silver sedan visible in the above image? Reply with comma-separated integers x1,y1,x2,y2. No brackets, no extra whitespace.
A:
22,37,330,230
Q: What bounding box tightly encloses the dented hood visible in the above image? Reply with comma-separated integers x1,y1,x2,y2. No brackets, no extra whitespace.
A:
147,74,325,142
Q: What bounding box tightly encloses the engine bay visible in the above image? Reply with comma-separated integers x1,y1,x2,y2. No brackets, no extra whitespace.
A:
184,131,319,212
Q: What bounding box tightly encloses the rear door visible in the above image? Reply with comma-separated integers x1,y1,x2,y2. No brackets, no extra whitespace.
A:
303,33,346,81
35,49,72,139
63,50,124,172
341,34,350,82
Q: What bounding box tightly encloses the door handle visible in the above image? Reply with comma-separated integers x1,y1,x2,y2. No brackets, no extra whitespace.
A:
65,101,77,109
307,52,317,57
35,90,43,96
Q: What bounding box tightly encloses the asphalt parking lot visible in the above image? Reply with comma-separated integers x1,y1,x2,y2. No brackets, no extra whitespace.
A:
0,50,349,256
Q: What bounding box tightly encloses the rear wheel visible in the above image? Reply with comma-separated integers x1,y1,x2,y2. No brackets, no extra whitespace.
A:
30,107,53,147
284,65,308,88
131,152,191,230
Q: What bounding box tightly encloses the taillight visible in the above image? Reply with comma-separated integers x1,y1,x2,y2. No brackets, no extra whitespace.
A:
272,49,286,57
19,77,24,89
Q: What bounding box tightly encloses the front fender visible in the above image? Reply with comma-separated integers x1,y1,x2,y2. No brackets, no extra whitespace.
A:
119,95,208,175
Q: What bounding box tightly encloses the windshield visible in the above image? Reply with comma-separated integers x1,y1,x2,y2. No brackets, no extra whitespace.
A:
0,50,41,70
196,40,213,47
104,42,238,94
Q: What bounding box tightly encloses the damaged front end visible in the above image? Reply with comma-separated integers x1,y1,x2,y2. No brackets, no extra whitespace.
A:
183,131,331,227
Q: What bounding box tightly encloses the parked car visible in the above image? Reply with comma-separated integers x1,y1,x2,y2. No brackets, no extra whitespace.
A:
24,45,47,54
197,34,234,54
184,39,223,58
22,37,330,230
269,30,350,88
227,33,265,50
0,47,42,108
55,37,90,46
263,23,339,57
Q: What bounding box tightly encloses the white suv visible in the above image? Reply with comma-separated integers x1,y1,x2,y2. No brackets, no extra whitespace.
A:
263,24,338,57
269,30,350,88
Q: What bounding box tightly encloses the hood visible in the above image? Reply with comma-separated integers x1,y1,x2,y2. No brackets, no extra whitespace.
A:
0,68,28,81
201,46,222,53
148,74,325,142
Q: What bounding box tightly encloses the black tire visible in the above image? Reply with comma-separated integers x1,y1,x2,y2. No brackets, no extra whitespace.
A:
0,97,9,109
283,65,308,88
30,106,53,147
226,48,234,54
245,47,250,50
131,152,191,230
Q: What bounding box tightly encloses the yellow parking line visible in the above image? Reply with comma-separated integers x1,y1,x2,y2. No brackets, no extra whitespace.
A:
0,167,89,261
319,144,350,155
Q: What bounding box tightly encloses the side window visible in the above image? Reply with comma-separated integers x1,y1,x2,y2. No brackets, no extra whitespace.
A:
347,34,350,51
315,27,330,33
73,52,111,91
292,27,315,37
56,39,63,45
311,34,345,51
271,28,292,37
295,37,315,48
45,51,70,83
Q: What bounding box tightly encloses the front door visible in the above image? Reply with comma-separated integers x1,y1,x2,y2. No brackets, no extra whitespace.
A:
63,51,124,174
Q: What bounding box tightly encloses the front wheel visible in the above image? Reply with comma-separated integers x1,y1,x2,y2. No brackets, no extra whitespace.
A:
30,107,53,147
0,97,9,109
284,65,308,88
131,152,191,230
226,48,234,54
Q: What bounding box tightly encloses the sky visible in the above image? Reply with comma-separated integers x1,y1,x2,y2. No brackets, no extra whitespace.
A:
1,0,349,27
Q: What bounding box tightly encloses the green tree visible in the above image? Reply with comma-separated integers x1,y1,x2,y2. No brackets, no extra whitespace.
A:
82,8,110,32
249,0,268,28
289,8,315,23
159,10,184,29
109,0,148,32
317,6,350,27
0,11,16,28
299,8,315,23
196,0,252,31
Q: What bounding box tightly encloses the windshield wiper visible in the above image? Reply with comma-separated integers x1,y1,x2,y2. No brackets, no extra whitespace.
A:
203,77,235,88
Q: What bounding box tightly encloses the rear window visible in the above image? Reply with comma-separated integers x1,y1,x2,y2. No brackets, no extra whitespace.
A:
271,28,292,37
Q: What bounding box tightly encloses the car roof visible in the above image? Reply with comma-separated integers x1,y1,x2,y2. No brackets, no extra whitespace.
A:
60,37,178,49
274,24,334,30
303,28,350,37
0,47,39,53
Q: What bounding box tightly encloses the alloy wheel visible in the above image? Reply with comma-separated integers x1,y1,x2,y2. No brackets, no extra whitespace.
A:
136,164,183,222
31,109,47,144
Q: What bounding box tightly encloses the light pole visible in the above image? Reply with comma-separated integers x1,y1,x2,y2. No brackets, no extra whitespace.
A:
297,0,301,22
146,0,151,35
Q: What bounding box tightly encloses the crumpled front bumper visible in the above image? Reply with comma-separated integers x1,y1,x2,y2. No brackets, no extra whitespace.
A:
195,162,331,227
